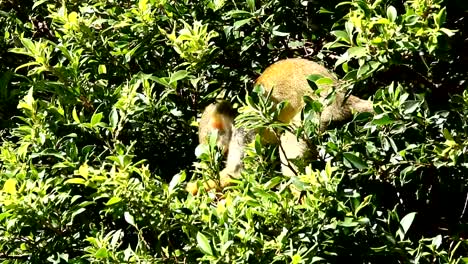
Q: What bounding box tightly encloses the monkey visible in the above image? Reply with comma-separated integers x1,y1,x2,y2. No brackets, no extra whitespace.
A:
188,58,373,195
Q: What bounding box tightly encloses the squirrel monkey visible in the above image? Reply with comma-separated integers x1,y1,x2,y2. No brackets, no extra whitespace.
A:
187,58,373,195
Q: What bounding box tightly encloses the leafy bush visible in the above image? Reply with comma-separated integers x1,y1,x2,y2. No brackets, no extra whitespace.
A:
0,0,467,263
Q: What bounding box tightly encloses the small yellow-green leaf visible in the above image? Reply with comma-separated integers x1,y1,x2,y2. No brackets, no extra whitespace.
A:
3,179,17,195
18,88,35,112
91,112,103,127
315,77,334,86
106,197,122,206
139,0,148,12
72,107,80,123
98,64,107,74
77,163,89,179
68,12,78,24
94,248,108,258
65,178,86,185
291,254,302,264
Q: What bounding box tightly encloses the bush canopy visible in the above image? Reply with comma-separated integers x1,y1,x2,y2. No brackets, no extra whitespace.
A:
0,0,467,263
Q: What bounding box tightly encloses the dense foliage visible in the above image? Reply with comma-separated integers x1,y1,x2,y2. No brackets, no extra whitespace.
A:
0,0,467,262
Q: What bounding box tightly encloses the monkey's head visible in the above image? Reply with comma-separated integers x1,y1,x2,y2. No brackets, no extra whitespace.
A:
198,100,237,155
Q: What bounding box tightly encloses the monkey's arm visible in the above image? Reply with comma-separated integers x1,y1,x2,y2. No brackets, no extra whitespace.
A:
219,127,255,187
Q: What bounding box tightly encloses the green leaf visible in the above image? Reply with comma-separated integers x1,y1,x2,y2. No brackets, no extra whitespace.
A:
372,114,393,126
347,47,367,58
311,256,326,263
68,12,78,24
233,18,252,29
98,64,107,74
139,0,148,12
65,178,86,185
197,232,213,256
17,88,35,112
169,70,188,84
345,21,354,37
91,112,103,127
71,208,86,220
318,7,333,14
374,18,390,25
272,25,289,37
195,144,209,158
20,37,36,55
343,152,367,169
3,178,17,195
246,0,255,11
434,7,446,28
331,30,350,42
220,240,233,256
124,212,135,226
357,63,370,79
354,195,372,216
32,0,48,10
387,6,397,22
106,197,122,206
169,173,182,193
439,27,456,37
431,234,442,249
443,128,454,141
109,109,118,130
396,212,416,240
315,77,334,86
338,217,359,227
72,107,80,123
272,29,289,37
226,10,252,18
77,163,89,178
403,100,420,114
0,212,11,221
95,248,108,258
307,74,325,82
56,44,73,61
405,15,418,26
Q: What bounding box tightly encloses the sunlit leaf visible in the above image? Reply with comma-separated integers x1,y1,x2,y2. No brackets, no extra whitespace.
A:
124,212,135,226
387,6,397,22
3,179,17,195
396,212,416,240
106,197,122,206
197,232,213,256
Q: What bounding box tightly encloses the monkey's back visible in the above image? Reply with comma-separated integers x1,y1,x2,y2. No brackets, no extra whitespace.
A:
255,58,337,123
